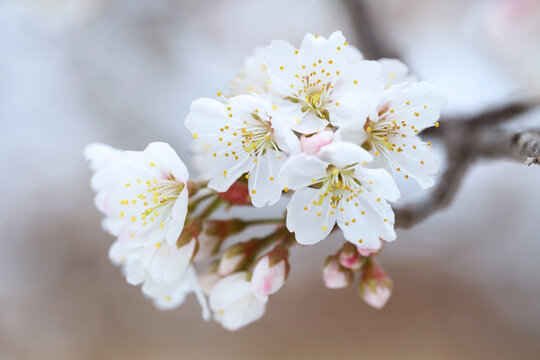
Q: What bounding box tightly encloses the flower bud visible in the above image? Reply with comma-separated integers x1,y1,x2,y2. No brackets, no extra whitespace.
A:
322,255,353,289
250,246,290,302
200,261,220,296
358,260,392,309
339,242,364,271
217,181,250,205
218,242,250,276
300,130,334,155
196,219,249,261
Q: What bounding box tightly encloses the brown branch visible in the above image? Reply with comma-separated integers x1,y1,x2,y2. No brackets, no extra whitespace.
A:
395,120,539,229
343,0,539,229
342,0,399,59
395,147,473,230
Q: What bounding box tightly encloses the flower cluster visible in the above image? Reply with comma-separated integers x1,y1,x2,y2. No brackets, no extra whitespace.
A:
85,31,446,331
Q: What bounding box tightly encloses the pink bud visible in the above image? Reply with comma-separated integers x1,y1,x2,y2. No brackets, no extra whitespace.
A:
196,219,249,261
250,246,290,302
322,255,353,289
300,130,334,155
339,242,364,271
358,260,392,309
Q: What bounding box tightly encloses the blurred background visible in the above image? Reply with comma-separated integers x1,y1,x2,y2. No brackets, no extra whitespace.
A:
1,0,539,359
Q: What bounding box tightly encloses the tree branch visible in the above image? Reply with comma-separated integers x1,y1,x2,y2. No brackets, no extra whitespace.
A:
342,0,399,59
344,0,540,229
395,120,539,229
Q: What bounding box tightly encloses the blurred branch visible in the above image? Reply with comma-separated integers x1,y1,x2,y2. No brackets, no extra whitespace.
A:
342,0,398,59
345,0,539,229
396,118,539,229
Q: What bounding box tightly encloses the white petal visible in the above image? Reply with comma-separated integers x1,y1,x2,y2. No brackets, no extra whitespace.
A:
248,149,286,207
380,81,447,132
209,272,252,311
317,141,373,168
286,187,336,245
353,167,400,202
143,142,189,183
165,188,188,246
339,60,383,94
336,192,396,249
379,58,417,88
279,153,328,190
219,292,266,331
263,39,302,96
84,143,120,171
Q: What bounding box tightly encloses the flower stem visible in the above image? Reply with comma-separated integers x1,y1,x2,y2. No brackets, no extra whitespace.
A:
198,197,223,220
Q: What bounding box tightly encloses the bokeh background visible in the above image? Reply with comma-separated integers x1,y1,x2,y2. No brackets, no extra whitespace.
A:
1,0,540,359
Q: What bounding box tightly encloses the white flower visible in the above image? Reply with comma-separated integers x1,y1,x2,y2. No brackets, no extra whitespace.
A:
108,238,196,288
229,47,270,96
109,239,210,319
263,31,383,133
280,142,400,248
379,58,417,89
143,267,209,316
209,272,266,331
84,142,190,247
338,81,446,188
185,95,298,207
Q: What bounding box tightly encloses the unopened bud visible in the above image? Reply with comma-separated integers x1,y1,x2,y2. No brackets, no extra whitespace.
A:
200,261,220,296
250,246,290,302
322,255,353,289
218,181,250,205
196,219,249,261
339,242,364,271
358,259,392,309
300,130,334,155
218,242,249,276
